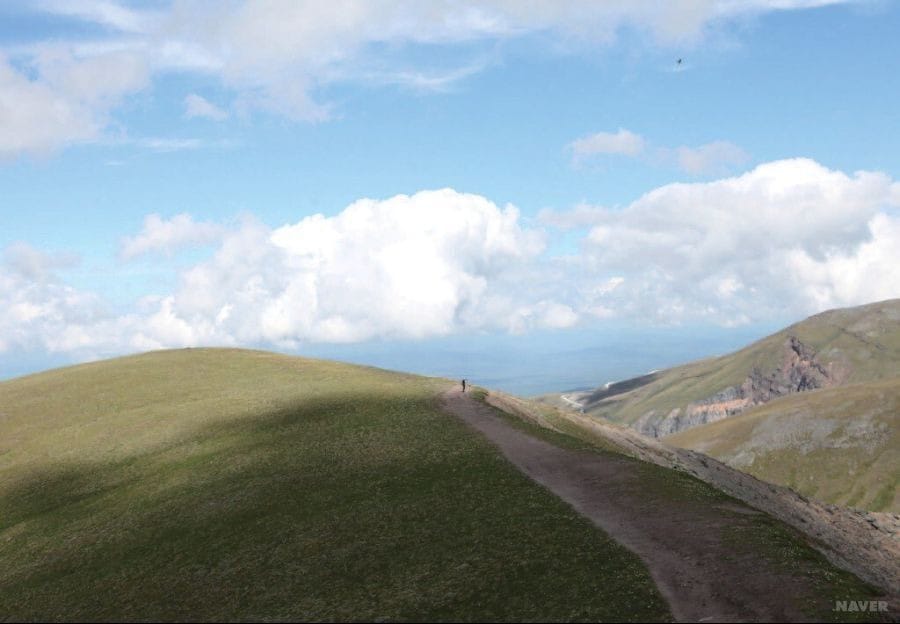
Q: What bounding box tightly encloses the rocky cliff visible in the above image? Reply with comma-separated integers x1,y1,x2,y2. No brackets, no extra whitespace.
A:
634,336,846,437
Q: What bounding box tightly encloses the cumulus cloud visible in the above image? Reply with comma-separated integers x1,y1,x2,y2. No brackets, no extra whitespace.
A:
580,158,900,322
5,159,900,358
1,0,861,157
783,213,900,313
155,189,548,346
9,189,552,355
0,242,119,355
113,162,900,334
120,213,225,260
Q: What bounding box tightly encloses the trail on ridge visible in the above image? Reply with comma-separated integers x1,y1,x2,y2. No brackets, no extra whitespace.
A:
442,387,831,623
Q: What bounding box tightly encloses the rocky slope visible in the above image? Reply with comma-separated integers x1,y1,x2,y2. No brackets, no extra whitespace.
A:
666,376,900,512
634,335,848,436
558,298,900,438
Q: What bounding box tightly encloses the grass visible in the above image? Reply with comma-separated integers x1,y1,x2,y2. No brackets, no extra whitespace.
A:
584,298,900,429
0,349,671,622
667,377,900,512
561,299,900,514
471,388,600,454
472,388,888,622
476,388,627,455
723,516,886,623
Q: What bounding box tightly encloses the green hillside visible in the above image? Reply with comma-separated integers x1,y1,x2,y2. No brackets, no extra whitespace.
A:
667,377,900,513
0,348,669,622
577,299,900,434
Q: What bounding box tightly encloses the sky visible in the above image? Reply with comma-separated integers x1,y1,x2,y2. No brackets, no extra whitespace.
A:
2,0,900,394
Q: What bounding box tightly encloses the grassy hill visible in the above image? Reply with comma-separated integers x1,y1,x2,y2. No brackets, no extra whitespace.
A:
1,348,887,621
667,377,900,513
565,299,900,436
0,348,671,622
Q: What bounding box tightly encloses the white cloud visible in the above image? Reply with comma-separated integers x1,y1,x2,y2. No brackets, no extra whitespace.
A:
3,242,80,280
580,158,900,322
4,189,554,355
36,0,159,34
114,136,235,153
0,56,99,158
184,93,228,120
569,129,646,163
784,213,900,313
133,137,204,153
5,159,900,359
568,129,750,175
34,45,149,106
538,203,610,230
665,140,750,175
1,0,862,157
508,301,579,334
0,48,150,157
0,243,120,355
160,189,548,345
120,213,225,260
715,0,854,14
356,62,489,93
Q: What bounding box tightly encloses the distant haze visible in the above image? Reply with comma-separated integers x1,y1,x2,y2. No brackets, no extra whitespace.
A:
0,323,780,395
300,323,780,396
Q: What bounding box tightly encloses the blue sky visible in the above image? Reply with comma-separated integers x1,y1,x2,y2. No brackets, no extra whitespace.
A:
2,1,900,393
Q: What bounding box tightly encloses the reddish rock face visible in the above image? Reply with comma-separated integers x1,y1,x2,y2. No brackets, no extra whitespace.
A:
636,336,847,437
743,335,848,402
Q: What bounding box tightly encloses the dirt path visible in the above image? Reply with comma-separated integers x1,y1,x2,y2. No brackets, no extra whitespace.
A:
442,388,826,623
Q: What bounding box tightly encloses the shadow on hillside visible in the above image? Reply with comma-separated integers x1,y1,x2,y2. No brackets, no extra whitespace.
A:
1,386,885,623
1,389,434,525
3,387,673,622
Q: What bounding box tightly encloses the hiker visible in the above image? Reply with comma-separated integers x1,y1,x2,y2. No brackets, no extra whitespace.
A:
461,379,467,393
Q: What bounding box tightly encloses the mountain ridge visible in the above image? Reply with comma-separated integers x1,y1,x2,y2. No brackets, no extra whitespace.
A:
552,298,900,438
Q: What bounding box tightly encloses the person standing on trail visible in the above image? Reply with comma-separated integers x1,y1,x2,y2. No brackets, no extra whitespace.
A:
461,379,467,393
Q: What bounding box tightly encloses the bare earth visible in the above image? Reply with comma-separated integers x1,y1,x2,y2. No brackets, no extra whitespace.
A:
442,387,852,623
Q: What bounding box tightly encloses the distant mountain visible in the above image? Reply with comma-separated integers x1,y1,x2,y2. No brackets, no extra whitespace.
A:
555,299,900,438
